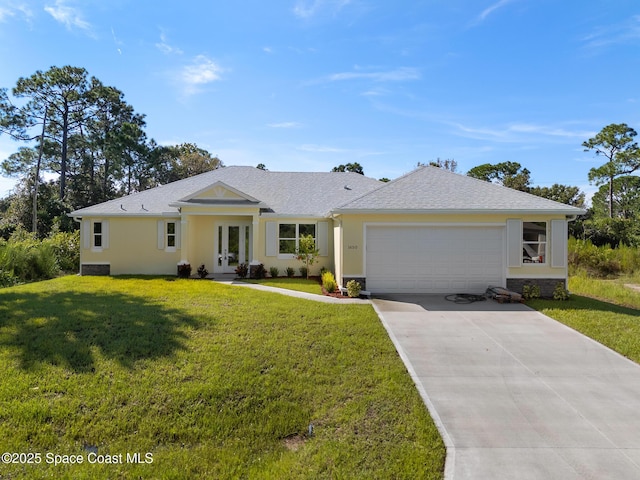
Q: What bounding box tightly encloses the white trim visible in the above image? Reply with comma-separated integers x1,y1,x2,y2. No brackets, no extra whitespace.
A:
171,211,262,217
260,213,328,218
177,180,262,203
551,219,567,268
363,222,506,228
334,208,584,215
507,273,566,279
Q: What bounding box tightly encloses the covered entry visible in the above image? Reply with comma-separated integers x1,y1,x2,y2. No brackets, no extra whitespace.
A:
365,225,505,294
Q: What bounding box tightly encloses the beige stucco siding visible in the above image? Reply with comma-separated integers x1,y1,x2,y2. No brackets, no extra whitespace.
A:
80,217,181,275
257,217,335,276
336,212,569,283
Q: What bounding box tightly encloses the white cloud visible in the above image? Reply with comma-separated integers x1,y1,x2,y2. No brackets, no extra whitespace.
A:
179,55,224,95
293,0,352,19
267,122,302,129
262,46,273,54
581,15,640,51
475,0,514,23
156,31,183,55
451,121,596,142
316,67,420,84
0,2,33,22
44,0,92,33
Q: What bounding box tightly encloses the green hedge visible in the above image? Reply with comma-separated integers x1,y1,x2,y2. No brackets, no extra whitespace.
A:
568,237,640,278
0,229,79,287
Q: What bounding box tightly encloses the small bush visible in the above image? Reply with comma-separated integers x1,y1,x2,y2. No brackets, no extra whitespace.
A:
522,284,540,300
269,266,279,278
0,269,17,288
235,263,248,278
177,262,192,278
252,263,267,279
286,267,295,278
346,280,361,298
322,271,337,293
197,264,209,278
319,266,328,277
553,282,570,301
299,266,308,278
46,231,80,272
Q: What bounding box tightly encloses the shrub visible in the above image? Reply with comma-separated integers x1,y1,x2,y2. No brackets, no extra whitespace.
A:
252,263,267,279
286,267,295,278
522,284,540,300
299,266,308,278
235,263,248,278
319,266,328,277
346,280,361,298
197,264,209,278
46,231,80,272
295,234,319,279
0,232,59,283
0,269,17,288
553,282,570,301
322,271,337,293
269,266,279,278
177,262,192,278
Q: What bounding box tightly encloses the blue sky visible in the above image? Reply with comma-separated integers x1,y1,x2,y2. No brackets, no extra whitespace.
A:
1,0,639,203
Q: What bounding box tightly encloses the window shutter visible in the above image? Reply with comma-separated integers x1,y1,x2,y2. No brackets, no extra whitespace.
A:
551,219,567,268
83,220,90,249
157,221,165,249
506,219,522,268
102,220,110,249
317,221,329,256
175,222,182,249
266,221,277,256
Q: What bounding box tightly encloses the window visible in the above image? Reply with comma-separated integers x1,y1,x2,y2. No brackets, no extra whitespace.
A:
278,223,316,255
523,222,546,263
167,222,176,248
93,221,102,248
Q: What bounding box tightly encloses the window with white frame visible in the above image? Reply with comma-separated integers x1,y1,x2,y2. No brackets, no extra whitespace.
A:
93,221,103,248
167,222,176,248
522,222,546,263
278,223,316,254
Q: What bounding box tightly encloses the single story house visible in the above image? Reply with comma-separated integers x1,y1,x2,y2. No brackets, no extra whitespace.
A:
69,165,585,296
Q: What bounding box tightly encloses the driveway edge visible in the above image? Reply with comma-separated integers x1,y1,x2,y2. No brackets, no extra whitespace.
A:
371,301,454,480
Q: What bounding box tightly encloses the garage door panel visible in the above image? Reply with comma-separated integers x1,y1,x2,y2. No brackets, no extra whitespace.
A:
366,226,504,294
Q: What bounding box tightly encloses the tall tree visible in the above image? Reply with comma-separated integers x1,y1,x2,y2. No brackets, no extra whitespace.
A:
425,158,458,172
151,143,222,185
467,161,531,191
13,66,94,200
332,162,364,174
528,184,585,207
591,176,640,220
584,123,640,218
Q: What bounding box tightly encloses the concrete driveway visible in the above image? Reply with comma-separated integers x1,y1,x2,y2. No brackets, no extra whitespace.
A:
372,294,640,480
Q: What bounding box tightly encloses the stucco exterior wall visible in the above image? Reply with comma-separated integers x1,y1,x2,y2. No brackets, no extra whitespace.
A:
335,212,570,286
80,217,181,275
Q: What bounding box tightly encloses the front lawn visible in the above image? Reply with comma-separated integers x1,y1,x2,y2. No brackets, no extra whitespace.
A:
529,275,640,364
241,277,324,295
0,276,444,479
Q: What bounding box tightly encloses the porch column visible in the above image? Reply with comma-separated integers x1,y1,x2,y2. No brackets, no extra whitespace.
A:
251,214,260,264
180,217,189,263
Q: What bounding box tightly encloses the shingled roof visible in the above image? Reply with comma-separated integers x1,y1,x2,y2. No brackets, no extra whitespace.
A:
69,166,382,217
335,166,585,214
70,165,585,218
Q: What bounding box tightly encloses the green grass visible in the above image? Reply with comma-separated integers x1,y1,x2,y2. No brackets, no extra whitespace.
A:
241,277,324,295
529,275,640,364
0,276,444,479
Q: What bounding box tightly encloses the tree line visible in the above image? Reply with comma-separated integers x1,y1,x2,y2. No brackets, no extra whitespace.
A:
1,66,638,248
0,66,221,237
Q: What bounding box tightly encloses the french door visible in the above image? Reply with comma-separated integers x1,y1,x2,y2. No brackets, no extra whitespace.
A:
217,223,251,273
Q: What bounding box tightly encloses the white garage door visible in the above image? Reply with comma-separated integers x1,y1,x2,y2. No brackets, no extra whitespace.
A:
366,226,505,294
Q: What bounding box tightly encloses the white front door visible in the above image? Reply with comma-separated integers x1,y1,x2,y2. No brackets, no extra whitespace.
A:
217,223,251,273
